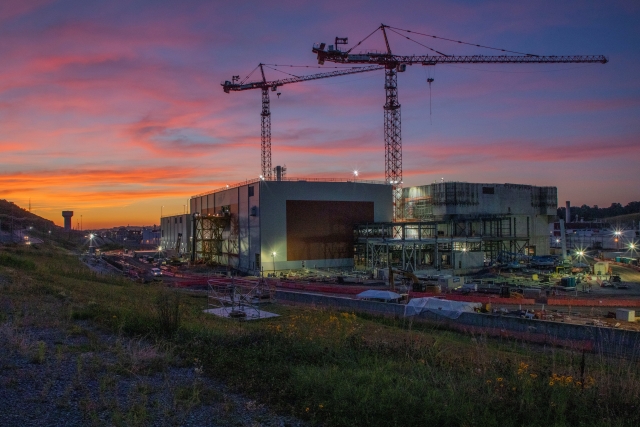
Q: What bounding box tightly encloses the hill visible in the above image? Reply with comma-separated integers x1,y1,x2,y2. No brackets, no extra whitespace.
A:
0,199,87,249
0,199,56,232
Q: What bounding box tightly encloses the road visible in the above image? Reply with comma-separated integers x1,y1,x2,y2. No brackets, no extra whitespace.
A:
611,264,640,283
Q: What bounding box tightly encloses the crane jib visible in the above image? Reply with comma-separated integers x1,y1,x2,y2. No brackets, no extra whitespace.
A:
313,48,608,65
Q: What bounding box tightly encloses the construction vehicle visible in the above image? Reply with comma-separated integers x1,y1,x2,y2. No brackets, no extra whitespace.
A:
388,267,418,291
389,268,442,293
312,24,607,220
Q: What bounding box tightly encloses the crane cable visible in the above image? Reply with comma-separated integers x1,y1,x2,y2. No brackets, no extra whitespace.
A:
427,68,434,125
262,64,300,79
345,26,383,54
387,27,449,57
262,64,374,69
239,64,261,85
387,25,539,57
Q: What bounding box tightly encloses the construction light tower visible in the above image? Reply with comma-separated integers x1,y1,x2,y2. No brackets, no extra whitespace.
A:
312,24,608,221
222,64,383,180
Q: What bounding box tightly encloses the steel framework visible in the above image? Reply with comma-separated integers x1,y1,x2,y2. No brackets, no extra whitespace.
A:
260,88,272,180
355,215,531,271
193,214,231,265
312,24,608,221
206,275,277,320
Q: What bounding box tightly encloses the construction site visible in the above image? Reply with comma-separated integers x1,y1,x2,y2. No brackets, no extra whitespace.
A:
138,25,635,339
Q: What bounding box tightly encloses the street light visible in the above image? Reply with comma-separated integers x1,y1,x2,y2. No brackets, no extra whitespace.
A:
271,252,276,274
614,230,622,250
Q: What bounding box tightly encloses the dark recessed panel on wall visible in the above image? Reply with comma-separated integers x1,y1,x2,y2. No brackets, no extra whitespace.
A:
286,200,374,261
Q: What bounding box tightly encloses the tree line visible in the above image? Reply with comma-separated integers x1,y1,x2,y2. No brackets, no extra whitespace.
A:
557,201,640,221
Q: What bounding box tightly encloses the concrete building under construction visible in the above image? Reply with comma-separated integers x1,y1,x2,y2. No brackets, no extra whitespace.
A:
161,179,556,274
354,182,557,273
162,178,392,274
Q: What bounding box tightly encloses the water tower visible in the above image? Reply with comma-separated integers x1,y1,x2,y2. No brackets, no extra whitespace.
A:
62,211,73,230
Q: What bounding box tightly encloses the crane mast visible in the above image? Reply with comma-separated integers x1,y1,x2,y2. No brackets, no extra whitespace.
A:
223,64,383,180
312,24,608,221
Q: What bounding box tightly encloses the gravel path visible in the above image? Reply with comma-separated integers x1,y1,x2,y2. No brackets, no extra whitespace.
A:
0,320,307,427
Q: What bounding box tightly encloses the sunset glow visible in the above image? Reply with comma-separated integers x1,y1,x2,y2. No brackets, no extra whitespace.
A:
2,1,638,228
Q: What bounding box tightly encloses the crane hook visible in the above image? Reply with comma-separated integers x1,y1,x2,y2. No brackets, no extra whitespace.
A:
427,78,434,124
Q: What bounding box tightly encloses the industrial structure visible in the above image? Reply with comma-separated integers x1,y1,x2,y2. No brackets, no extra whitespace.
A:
312,24,607,220
354,182,557,273
162,179,557,274
161,177,392,274
62,211,73,230
160,214,190,255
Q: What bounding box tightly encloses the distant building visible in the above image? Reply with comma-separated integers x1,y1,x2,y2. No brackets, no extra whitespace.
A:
160,215,190,255
142,227,161,246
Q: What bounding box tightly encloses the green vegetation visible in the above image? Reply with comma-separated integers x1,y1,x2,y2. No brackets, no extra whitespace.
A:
1,244,639,426
557,201,640,222
0,252,36,270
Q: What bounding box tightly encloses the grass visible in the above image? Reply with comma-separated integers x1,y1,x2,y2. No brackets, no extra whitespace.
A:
1,244,639,426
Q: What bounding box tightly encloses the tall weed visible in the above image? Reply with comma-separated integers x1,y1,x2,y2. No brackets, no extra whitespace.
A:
155,292,181,337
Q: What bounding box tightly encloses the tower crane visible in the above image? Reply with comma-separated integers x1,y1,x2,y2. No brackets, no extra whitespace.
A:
222,64,383,180
312,24,608,221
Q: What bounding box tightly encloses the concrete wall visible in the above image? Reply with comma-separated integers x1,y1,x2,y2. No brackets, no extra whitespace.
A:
402,182,557,256
237,183,261,274
259,181,392,271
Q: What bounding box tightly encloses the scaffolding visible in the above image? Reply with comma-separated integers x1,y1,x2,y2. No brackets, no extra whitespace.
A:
205,275,278,320
191,211,242,266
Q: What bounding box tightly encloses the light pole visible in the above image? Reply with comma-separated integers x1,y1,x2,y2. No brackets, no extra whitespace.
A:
614,230,621,250
271,252,276,275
